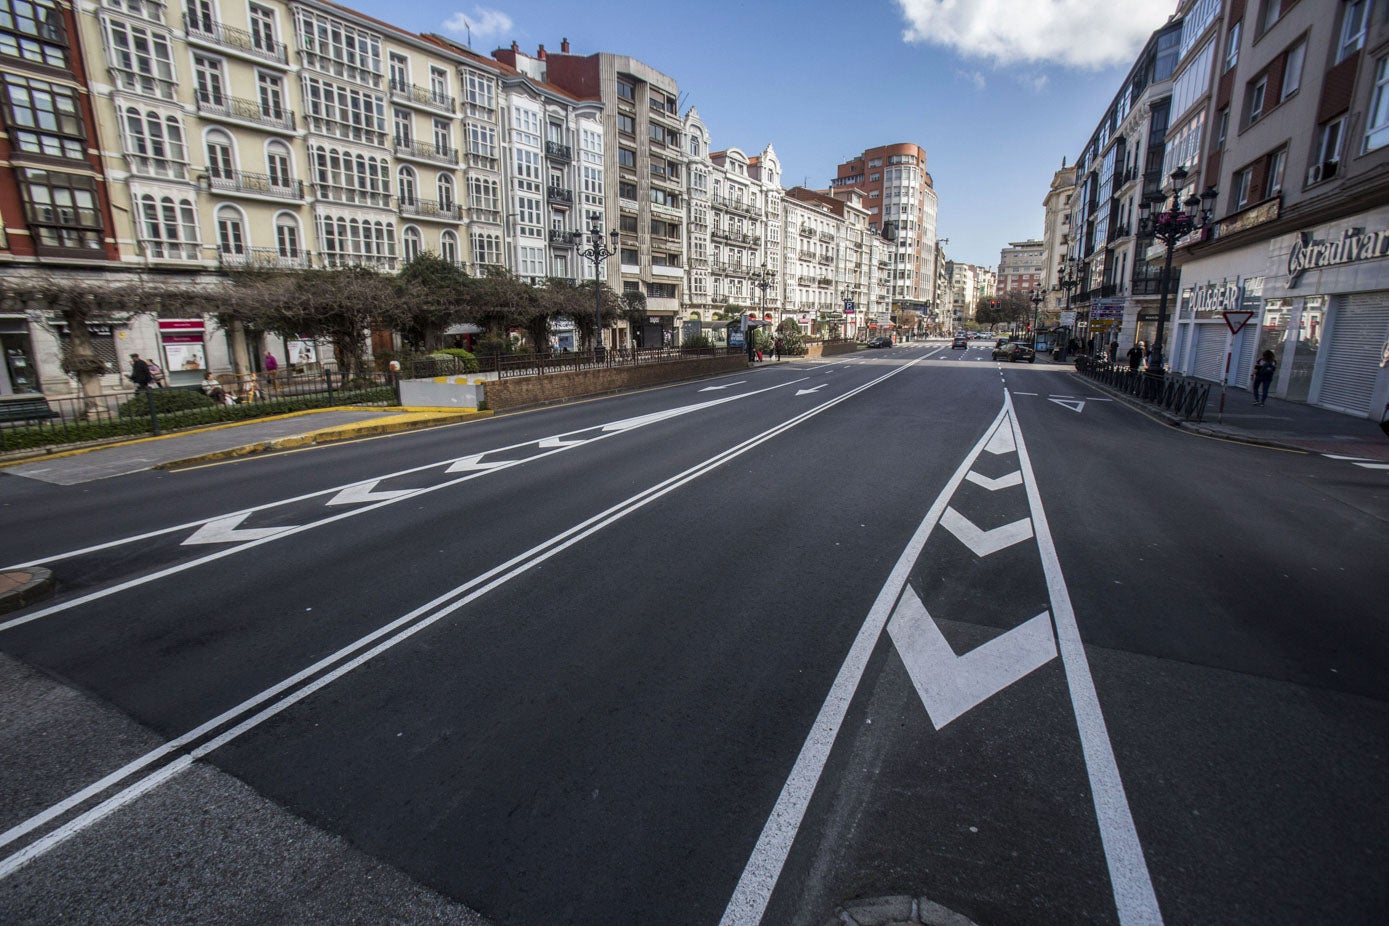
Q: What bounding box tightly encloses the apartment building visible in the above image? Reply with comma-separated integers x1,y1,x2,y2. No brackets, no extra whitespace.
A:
0,0,123,395
1165,0,1389,418
782,187,845,334
1041,163,1077,318
696,138,781,323
826,185,880,339
996,239,1046,295
518,43,681,347
830,143,940,305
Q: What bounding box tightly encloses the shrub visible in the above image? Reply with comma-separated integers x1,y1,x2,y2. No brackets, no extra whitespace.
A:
474,336,511,357
776,320,809,356
117,387,215,418
681,334,713,350
433,348,480,372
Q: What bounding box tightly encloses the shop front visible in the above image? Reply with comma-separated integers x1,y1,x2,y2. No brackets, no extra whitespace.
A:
1,316,38,395
157,319,208,386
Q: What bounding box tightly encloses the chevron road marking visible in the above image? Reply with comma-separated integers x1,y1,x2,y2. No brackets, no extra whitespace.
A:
888,591,1057,730
538,436,588,448
984,423,1016,455
939,507,1034,557
182,514,292,545
965,469,1023,492
1049,398,1086,413
444,453,508,473
325,481,413,506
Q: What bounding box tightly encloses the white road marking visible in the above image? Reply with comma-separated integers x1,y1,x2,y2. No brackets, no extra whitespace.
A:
939,507,1034,557
719,404,1011,926
1353,462,1389,470
181,514,292,546
1006,399,1164,926
889,595,1056,730
984,424,1016,455
965,470,1023,491
795,385,828,396
699,381,747,391
444,453,507,473
1013,392,1038,396
537,436,587,448
1322,453,1372,461
1049,399,1086,413
325,481,412,506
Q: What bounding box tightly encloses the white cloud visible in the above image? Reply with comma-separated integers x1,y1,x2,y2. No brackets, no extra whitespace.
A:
955,68,987,90
442,7,514,42
897,0,1173,70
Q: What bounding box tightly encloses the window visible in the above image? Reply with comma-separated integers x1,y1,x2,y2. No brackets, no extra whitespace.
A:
1339,0,1370,62
1366,57,1389,151
302,76,387,145
465,71,494,110
511,106,540,146
1,74,85,159
193,54,225,108
1216,107,1230,147
471,232,501,265
467,175,499,211
317,215,396,266
123,107,186,177
1261,0,1281,34
275,214,300,258
1225,19,1241,71
430,67,448,103
394,109,412,146
617,112,634,135
388,52,408,90
294,9,382,80
432,119,450,154
18,168,102,250
187,0,214,34
439,229,457,264
616,80,635,101
216,205,246,256
1312,117,1345,180
649,283,676,299
249,5,277,55
437,172,454,209
402,226,421,262
397,165,416,205
206,129,234,179
618,147,636,169
0,0,68,67
1267,148,1287,195
1247,76,1267,124
138,192,199,258
620,247,638,265
467,123,497,158
266,142,292,188
516,195,541,230
1281,42,1305,100
1233,167,1252,208
619,214,638,234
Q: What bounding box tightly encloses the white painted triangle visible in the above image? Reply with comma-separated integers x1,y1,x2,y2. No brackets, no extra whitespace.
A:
983,421,1016,455
940,507,1033,557
183,513,292,545
600,404,710,432
795,385,827,396
699,381,746,391
326,481,412,506
888,587,1057,730
445,453,508,473
965,470,1023,492
1048,398,1086,413
1352,462,1389,470
537,436,587,448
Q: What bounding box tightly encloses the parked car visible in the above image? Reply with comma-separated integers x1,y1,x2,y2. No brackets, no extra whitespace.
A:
951,335,969,349
992,341,1036,363
865,336,893,348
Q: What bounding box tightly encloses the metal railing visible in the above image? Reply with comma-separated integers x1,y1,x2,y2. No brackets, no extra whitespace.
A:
0,370,396,454
479,345,743,380
1076,358,1211,421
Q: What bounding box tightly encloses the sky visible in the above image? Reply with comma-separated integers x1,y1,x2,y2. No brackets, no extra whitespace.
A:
347,0,1178,269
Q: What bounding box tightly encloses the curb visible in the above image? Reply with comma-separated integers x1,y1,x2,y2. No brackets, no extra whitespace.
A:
154,409,491,468
0,567,55,616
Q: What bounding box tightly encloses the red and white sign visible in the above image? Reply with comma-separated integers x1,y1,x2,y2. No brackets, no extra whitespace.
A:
1222,310,1255,335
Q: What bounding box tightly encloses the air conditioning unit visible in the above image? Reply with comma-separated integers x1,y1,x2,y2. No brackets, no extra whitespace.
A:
1306,160,1340,185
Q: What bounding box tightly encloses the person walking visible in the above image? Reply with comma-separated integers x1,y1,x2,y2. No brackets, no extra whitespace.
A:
128,353,152,391
772,336,783,361
1251,349,1277,405
1126,342,1143,372
262,350,280,394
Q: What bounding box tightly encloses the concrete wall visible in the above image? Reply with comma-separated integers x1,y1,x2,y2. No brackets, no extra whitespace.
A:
399,377,485,409
484,355,746,410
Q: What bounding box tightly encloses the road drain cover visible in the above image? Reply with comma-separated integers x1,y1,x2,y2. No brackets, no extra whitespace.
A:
823,894,980,926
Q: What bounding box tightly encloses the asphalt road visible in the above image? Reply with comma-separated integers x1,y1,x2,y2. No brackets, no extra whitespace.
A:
1,341,1384,925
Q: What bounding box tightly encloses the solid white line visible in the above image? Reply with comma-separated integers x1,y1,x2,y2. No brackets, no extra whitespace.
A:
0,357,932,878
1007,397,1164,926
1352,462,1389,470
719,404,1012,926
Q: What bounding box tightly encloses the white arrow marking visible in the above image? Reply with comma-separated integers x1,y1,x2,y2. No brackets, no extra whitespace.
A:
965,469,1023,492
940,507,1033,557
984,423,1016,455
1048,398,1086,413
326,481,413,506
1353,462,1389,470
444,453,508,473
1322,453,1372,461
699,381,746,391
537,436,587,448
888,588,1057,729
795,385,828,396
182,513,292,546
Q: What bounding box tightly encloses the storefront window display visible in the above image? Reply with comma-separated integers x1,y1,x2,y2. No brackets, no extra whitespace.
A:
1,322,38,394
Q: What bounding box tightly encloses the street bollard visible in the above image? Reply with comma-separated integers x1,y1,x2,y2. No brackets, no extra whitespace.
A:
144,388,161,436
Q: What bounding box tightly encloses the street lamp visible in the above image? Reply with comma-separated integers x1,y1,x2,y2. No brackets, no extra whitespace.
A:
1056,257,1081,360
578,224,619,360
749,261,775,356
1137,166,1216,373
1029,289,1043,351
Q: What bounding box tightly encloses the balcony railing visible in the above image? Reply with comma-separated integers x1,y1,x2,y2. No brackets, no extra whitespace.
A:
218,246,309,269
319,252,397,270
196,93,296,132
394,139,459,166
798,249,816,260
314,184,392,208
818,231,834,242
208,169,303,200
139,239,200,261
466,151,499,172
548,228,577,245
546,185,573,205
545,140,573,161
799,225,815,237
817,253,833,264
388,79,456,113
183,15,288,65
399,198,460,221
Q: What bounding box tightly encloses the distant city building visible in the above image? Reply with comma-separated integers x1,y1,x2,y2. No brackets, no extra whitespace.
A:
1041,164,1077,318
997,240,1046,296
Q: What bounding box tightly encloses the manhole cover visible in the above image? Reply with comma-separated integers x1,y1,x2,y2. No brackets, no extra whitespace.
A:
823,894,980,926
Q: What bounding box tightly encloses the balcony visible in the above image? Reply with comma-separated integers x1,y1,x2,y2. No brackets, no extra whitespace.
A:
315,184,392,208
545,140,573,162
399,198,460,221
218,246,309,270
388,79,456,114
818,231,834,243
817,253,833,265
466,151,500,172
394,139,459,166
797,274,816,285
319,252,397,270
546,185,574,206
196,94,296,132
139,239,200,261
817,277,833,287
798,249,816,260
208,170,303,201
798,225,814,238
710,228,759,246
548,228,577,245
183,15,288,66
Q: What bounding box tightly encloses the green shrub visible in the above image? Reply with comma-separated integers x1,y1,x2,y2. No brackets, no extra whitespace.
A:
776,320,809,356
117,388,215,418
681,334,713,350
433,348,480,372
473,336,511,357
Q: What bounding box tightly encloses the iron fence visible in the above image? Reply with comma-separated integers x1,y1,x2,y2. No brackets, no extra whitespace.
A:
1075,357,1211,421
480,345,743,380
1,370,396,454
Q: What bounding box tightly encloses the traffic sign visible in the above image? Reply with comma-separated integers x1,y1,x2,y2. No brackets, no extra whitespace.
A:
1223,310,1255,335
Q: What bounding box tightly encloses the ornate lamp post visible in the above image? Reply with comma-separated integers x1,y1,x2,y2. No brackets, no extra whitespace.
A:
749,261,775,355
1029,289,1043,351
1137,166,1217,373
578,225,619,360
1056,257,1081,360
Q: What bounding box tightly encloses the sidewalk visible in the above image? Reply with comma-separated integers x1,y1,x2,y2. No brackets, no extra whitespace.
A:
1079,372,1389,463
0,406,490,485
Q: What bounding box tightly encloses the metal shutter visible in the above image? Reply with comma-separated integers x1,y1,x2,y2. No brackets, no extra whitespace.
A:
1191,323,1227,382
1318,294,1389,416
1234,323,1257,387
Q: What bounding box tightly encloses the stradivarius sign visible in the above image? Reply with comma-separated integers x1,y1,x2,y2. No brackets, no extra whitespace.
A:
1287,227,1389,287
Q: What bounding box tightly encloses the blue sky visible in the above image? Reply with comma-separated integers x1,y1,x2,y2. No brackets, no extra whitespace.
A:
349,0,1176,268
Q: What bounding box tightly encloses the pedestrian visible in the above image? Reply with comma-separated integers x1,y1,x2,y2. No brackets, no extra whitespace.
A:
772,336,783,361
1107,340,1119,364
200,371,233,405
1251,349,1277,405
146,356,165,388
263,350,279,394
128,353,152,391
1126,342,1143,372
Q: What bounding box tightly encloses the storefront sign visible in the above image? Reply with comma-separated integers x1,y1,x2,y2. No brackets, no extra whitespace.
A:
1186,278,1243,318
1287,226,1389,287
1216,198,1280,238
